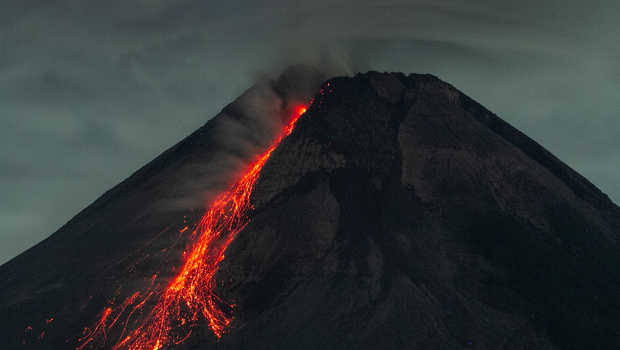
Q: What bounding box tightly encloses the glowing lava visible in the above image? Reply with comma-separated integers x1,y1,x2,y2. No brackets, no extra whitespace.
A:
77,104,308,350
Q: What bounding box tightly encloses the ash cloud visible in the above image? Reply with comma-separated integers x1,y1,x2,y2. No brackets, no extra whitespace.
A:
1,0,620,264
155,65,326,212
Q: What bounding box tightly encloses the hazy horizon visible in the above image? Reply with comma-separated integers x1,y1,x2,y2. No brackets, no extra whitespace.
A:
1,0,619,265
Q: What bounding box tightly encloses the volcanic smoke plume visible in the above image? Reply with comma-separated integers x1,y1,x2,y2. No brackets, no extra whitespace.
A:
1,69,620,350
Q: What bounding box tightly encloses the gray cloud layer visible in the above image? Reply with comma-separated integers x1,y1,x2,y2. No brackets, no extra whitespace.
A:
1,0,619,264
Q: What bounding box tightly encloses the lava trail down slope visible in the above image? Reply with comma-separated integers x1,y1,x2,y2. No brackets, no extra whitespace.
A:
1,70,620,350
76,105,309,350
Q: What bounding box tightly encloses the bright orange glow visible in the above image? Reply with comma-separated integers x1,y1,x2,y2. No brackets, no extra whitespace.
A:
76,104,309,349
77,308,112,350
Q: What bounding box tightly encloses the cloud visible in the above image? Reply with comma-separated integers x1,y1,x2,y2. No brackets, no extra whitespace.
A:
1,0,619,264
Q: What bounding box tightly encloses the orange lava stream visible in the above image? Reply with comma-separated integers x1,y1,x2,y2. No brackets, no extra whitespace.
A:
77,105,308,350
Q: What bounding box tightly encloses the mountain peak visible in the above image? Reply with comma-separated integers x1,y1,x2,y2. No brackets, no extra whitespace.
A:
2,71,619,350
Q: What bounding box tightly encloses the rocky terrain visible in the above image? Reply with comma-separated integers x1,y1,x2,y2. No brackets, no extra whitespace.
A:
1,69,619,349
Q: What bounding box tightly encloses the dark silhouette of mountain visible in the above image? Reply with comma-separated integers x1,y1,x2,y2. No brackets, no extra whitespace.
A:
1,69,619,350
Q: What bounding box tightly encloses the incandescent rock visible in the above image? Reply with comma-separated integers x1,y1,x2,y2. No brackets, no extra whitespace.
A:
1,71,619,350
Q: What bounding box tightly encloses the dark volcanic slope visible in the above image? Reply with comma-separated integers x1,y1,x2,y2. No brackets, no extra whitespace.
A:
2,72,620,350
216,73,620,350
0,66,326,349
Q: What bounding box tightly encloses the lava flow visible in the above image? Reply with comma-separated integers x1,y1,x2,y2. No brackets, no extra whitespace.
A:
77,105,308,350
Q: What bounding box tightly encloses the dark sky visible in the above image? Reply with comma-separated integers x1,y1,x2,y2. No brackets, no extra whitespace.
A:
1,0,619,264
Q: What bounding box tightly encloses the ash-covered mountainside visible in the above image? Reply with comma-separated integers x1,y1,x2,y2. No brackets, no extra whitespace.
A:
0,65,326,349
2,71,620,350
215,72,620,350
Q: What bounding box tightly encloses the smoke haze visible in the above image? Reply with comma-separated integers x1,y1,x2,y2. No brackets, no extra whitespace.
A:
159,66,324,211
1,0,619,264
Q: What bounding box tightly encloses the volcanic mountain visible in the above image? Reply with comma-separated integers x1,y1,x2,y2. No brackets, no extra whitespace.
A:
1,68,620,350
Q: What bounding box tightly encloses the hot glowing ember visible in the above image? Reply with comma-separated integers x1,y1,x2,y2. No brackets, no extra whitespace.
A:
77,104,309,350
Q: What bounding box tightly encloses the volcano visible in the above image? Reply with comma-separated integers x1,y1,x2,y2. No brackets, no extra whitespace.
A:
1,69,620,350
